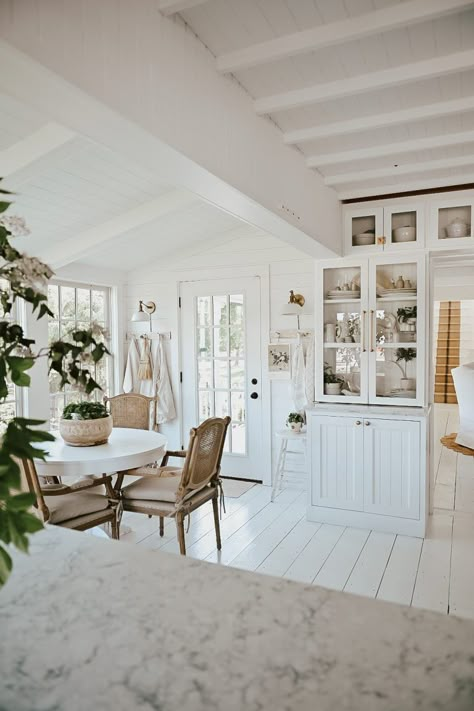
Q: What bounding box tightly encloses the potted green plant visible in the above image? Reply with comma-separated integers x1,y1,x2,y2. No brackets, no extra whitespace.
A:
395,348,417,391
397,306,417,341
0,181,109,587
324,363,345,395
286,412,304,433
60,401,112,447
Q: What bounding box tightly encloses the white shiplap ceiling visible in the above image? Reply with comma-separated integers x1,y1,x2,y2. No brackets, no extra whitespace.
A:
162,0,474,199
0,92,262,272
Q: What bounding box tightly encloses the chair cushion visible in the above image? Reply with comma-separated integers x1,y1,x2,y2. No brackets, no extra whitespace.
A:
124,485,215,516
44,491,111,524
122,473,181,502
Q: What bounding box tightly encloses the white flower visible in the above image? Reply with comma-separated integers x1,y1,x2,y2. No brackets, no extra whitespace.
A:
90,322,109,340
78,352,93,364
0,215,30,237
10,254,54,293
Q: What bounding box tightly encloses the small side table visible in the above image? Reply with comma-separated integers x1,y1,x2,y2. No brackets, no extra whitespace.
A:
271,429,307,502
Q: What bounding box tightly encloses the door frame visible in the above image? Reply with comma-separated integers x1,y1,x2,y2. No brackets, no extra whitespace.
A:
177,264,272,485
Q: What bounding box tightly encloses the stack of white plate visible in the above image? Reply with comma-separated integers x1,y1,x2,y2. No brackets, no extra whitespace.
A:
377,287,417,297
326,289,360,299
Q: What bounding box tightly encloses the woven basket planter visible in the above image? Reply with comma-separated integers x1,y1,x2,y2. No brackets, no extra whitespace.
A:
59,415,113,447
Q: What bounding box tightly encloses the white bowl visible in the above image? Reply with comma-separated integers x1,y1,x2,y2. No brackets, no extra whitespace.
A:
393,226,416,243
353,233,375,246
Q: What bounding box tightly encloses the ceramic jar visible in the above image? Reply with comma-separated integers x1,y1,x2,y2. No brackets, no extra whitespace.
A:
446,218,468,239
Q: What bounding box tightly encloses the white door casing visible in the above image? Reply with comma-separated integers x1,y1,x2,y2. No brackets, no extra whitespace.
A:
180,277,264,480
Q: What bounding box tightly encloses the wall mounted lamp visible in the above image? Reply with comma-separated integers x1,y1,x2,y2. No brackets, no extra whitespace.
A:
131,300,156,331
281,290,306,330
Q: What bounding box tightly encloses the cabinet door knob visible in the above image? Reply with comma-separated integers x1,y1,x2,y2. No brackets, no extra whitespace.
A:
250,392,258,399
355,420,361,426
365,421,371,426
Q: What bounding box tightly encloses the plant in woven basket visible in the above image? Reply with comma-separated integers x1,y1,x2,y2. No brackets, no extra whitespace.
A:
0,180,109,587
62,402,108,420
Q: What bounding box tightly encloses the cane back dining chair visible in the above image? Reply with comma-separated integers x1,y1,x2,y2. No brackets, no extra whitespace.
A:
20,458,120,538
104,393,157,430
118,416,231,555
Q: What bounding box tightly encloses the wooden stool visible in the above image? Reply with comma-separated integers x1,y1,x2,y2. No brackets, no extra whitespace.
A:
271,429,306,502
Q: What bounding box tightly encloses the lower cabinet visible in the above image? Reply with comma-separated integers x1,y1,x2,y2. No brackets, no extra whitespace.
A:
309,412,426,536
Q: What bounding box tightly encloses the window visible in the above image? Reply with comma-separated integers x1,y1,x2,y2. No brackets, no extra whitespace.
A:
47,282,113,428
0,277,22,423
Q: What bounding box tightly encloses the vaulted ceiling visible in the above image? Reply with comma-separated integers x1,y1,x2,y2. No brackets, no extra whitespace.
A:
0,92,263,273
161,0,474,199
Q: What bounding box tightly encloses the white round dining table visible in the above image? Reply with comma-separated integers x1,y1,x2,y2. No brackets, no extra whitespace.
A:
35,428,167,477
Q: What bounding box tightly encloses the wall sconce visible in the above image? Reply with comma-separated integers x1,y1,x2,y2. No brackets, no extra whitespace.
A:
131,300,156,331
281,290,305,329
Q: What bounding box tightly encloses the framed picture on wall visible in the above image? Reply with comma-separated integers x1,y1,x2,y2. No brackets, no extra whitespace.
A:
268,343,291,380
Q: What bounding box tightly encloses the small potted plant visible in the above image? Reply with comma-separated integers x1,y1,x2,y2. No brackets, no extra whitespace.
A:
60,401,113,446
286,412,304,433
397,306,417,341
324,363,345,395
395,348,417,391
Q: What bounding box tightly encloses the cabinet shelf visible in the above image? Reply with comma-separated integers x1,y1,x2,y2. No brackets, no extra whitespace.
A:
324,342,360,349
324,298,361,305
377,342,417,348
377,295,417,302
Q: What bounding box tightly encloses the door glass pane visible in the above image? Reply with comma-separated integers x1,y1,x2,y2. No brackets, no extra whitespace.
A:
437,205,471,240
197,328,212,359
214,360,228,389
213,295,228,326
199,391,214,421
214,327,229,357
197,296,211,327
198,360,212,389
215,391,229,418
375,261,418,399
231,360,245,390
322,266,362,398
195,292,246,454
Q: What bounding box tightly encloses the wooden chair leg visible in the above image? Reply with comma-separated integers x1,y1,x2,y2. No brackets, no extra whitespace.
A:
212,495,222,550
111,517,120,540
159,516,164,537
176,512,186,555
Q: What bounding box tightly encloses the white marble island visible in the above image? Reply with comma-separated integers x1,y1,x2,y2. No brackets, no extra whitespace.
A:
1,527,474,711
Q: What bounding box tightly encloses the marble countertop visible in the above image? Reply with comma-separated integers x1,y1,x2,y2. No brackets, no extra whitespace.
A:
1,527,473,711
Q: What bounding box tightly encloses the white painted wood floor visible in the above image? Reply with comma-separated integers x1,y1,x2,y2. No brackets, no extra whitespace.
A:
121,405,474,620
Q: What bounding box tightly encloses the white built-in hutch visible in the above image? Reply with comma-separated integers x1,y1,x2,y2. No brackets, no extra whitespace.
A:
307,190,474,536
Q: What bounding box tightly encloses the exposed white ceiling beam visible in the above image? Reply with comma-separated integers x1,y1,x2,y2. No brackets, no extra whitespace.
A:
284,96,474,145
306,129,474,167
325,155,474,186
43,190,197,269
158,0,210,16
255,49,474,115
339,173,474,200
218,0,474,74
0,122,75,175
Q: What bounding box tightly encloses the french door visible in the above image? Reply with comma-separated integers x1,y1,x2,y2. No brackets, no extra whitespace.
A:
180,277,263,480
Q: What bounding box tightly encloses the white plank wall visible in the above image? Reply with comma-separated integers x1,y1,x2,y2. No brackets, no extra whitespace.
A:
125,231,315,480
114,404,474,622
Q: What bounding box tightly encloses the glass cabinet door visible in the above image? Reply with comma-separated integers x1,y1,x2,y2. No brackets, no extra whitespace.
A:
369,256,425,406
318,262,368,402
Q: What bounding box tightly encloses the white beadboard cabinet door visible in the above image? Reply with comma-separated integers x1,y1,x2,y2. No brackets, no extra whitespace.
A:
311,416,364,511
363,418,420,520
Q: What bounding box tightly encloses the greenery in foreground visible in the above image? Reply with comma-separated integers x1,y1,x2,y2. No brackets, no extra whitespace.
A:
0,181,109,587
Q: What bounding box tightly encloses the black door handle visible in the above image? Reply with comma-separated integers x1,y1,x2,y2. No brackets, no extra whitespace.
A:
250,392,258,399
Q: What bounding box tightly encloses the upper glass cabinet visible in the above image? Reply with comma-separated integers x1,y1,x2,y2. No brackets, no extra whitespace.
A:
316,255,425,407
344,204,424,254
429,198,474,249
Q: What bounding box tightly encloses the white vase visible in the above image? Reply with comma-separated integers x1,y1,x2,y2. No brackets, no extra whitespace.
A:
288,421,303,433
59,415,113,447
